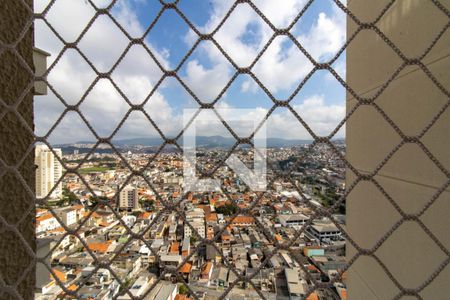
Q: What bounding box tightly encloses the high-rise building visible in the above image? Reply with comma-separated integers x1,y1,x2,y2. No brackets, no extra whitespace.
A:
35,145,63,199
119,186,139,210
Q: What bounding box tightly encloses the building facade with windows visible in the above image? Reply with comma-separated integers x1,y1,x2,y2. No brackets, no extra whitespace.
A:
119,185,139,210
35,145,63,199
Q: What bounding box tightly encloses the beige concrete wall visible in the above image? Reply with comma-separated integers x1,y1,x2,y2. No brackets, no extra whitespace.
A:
0,0,35,299
346,0,450,299
33,48,50,96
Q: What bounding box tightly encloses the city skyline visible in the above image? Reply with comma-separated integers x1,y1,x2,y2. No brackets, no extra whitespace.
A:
35,141,348,299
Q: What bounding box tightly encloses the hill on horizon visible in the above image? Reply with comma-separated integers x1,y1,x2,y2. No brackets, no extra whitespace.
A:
56,135,320,148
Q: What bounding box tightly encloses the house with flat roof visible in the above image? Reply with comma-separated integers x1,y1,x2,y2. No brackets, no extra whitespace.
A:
285,268,307,299
279,213,309,229
308,222,342,242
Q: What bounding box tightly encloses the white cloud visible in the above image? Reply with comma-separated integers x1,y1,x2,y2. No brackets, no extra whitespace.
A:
213,3,272,67
252,35,314,94
298,8,346,62
252,0,308,28
186,95,345,140
181,42,233,102
34,0,346,143
113,1,144,37
34,0,177,143
291,95,345,136
263,95,345,139
240,79,258,94
111,44,163,103
179,0,346,139
183,0,346,95
46,49,97,105
41,0,96,43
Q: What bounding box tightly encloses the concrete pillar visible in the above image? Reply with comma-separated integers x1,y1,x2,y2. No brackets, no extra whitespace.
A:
346,0,450,299
0,0,35,299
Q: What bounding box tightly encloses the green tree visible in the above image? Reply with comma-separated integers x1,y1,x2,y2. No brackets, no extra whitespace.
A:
179,284,189,295
215,203,237,216
62,187,78,205
139,198,155,211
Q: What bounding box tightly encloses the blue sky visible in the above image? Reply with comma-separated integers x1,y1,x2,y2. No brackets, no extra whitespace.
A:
34,0,347,143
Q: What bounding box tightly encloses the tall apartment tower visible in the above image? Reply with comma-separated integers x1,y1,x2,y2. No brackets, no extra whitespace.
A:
119,186,139,210
35,145,63,199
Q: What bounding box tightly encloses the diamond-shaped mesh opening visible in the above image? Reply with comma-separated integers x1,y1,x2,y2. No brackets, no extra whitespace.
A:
0,0,449,299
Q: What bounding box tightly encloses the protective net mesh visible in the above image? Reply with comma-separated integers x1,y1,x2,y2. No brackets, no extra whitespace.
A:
1,0,449,299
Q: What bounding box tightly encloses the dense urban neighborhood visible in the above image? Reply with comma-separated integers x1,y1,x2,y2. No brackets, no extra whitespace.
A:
35,142,347,300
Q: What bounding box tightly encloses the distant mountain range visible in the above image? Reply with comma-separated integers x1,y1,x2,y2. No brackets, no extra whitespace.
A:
56,136,318,149
112,136,314,148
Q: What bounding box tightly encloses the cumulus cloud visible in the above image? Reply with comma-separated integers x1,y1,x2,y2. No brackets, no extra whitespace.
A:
181,43,233,102
240,79,259,94
34,0,176,143
298,8,346,62
180,0,346,138
291,95,345,137
34,0,346,143
245,95,345,140
212,3,273,67
183,0,345,95
252,4,346,93
185,95,345,140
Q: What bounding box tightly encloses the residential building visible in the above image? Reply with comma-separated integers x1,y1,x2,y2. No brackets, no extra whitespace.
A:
285,268,307,299
119,185,139,210
309,223,342,242
279,213,309,229
35,144,63,199
55,207,77,226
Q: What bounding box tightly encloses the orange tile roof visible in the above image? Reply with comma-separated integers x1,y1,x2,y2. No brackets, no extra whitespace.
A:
139,212,152,219
179,262,192,273
170,242,180,254
175,294,191,300
36,212,55,222
275,234,283,241
49,227,65,233
52,268,67,283
201,262,213,276
340,289,347,300
84,211,101,219
231,215,255,225
87,240,112,253
99,221,109,227
306,292,319,300
206,213,217,222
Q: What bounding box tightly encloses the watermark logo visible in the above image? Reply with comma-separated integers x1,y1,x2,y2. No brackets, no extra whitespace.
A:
183,109,267,192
